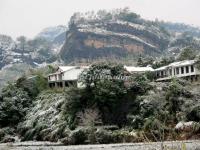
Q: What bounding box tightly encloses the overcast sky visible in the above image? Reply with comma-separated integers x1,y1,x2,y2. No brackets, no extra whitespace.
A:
0,0,199,39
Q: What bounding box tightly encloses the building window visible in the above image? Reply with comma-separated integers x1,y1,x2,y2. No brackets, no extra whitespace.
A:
176,68,179,75
191,65,194,72
169,69,172,75
181,67,184,74
157,72,159,77
161,71,163,77
186,66,189,73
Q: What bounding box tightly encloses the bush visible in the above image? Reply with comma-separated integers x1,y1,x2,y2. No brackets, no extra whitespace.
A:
187,105,200,122
95,129,114,144
178,48,197,61
67,128,87,145
0,84,31,127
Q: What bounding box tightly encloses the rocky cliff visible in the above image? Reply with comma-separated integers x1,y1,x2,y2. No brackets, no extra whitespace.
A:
60,10,171,62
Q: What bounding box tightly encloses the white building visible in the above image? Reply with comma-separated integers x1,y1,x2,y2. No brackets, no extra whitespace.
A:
48,66,89,88
48,60,200,88
48,65,154,88
155,60,200,82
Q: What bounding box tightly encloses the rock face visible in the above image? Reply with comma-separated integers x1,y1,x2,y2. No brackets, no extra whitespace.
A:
60,11,170,63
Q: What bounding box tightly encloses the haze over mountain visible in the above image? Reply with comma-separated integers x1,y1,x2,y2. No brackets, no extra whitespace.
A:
1,0,200,39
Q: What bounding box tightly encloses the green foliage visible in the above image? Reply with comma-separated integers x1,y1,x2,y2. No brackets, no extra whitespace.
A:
79,63,128,106
145,71,156,81
16,74,48,98
137,56,154,67
117,8,140,23
78,63,131,125
165,79,183,121
142,117,170,141
69,129,87,144
0,83,31,127
195,55,200,70
152,57,175,69
95,129,114,144
63,87,84,129
187,105,200,122
178,48,197,61
63,63,151,127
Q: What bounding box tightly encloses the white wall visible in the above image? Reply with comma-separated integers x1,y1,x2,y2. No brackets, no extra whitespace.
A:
62,68,85,81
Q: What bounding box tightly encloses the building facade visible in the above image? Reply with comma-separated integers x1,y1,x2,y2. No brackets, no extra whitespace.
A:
48,60,200,88
155,60,200,82
48,66,88,88
48,65,154,88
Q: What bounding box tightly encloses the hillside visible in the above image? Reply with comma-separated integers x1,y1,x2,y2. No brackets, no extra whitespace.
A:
0,63,200,144
59,9,200,63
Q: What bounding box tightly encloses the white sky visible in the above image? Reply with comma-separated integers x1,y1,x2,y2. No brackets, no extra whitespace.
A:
0,0,199,39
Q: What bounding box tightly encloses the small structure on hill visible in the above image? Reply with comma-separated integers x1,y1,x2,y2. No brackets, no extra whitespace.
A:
48,66,89,88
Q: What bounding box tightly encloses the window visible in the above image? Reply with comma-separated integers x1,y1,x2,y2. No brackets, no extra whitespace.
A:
191,65,194,72
176,68,179,75
169,69,172,75
161,71,163,77
181,67,184,74
157,72,159,77
186,66,189,73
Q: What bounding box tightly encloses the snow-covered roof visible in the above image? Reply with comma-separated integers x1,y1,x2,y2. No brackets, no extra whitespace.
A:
58,66,75,72
125,66,154,72
155,60,196,71
169,60,196,67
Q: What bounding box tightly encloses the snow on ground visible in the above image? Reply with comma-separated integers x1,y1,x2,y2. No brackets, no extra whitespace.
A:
0,140,200,150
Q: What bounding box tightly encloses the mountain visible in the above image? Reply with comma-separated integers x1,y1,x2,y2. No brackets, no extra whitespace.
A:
60,10,171,63
159,21,200,38
0,25,67,70
37,25,67,42
0,26,66,89
1,9,200,88
60,9,200,63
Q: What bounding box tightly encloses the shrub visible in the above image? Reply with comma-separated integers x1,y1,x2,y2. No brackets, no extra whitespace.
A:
95,129,114,144
68,128,87,145
187,105,200,122
0,84,31,127
76,108,102,126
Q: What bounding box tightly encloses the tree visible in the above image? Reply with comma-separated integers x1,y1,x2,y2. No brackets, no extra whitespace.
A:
178,48,196,61
137,57,143,67
0,83,31,127
16,36,27,57
165,79,182,122
78,63,134,125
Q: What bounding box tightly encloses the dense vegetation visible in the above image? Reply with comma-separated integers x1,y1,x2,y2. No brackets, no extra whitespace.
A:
0,62,200,144
1,8,200,144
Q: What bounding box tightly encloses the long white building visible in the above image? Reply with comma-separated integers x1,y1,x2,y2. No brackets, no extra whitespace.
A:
155,60,200,82
48,60,200,88
48,65,154,88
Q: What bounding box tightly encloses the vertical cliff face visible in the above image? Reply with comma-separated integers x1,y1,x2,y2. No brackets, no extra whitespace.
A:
60,10,170,63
